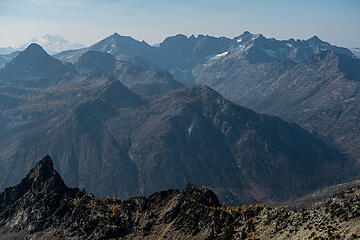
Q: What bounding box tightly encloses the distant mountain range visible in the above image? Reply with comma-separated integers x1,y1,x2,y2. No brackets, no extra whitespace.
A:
54,31,354,84
193,36,360,159
0,47,15,55
0,34,85,56
0,44,357,206
352,48,360,58
0,51,19,69
52,31,360,159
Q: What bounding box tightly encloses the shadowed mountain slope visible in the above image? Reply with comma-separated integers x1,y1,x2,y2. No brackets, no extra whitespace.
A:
0,84,356,205
195,50,360,158
0,44,76,88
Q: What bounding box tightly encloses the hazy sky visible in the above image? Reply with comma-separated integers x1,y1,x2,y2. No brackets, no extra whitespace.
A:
0,0,359,48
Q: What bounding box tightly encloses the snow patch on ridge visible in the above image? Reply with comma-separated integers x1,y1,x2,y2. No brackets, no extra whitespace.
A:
211,51,228,60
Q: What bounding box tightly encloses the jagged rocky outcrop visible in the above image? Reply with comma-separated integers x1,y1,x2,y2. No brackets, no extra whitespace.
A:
0,156,235,239
0,156,359,240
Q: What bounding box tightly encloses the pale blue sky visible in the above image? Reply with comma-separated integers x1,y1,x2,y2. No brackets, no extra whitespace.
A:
0,0,359,48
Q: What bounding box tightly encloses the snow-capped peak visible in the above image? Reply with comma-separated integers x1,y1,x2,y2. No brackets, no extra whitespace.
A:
19,34,86,55
351,48,360,58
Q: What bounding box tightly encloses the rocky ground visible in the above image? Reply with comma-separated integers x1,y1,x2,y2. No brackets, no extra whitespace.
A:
0,156,359,239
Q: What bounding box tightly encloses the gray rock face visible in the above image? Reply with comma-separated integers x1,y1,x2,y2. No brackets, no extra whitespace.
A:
195,50,360,158
1,156,360,240
0,82,356,205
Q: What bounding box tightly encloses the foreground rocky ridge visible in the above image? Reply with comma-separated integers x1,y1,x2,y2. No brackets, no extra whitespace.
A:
0,156,359,240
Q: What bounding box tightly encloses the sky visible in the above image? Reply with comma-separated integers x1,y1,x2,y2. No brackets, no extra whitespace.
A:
0,0,359,48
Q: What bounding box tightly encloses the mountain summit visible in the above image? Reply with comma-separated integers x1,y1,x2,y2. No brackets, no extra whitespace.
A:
0,156,67,208
0,43,76,87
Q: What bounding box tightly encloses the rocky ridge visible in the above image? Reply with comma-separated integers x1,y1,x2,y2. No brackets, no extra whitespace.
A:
54,31,354,85
0,156,359,240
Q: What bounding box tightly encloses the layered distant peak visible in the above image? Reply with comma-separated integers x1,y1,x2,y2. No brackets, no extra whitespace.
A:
91,33,152,59
157,85,223,105
98,80,145,108
17,34,86,55
24,43,48,55
337,52,360,81
235,31,264,43
0,46,16,55
306,36,353,57
351,48,360,58
75,50,116,73
307,50,360,81
72,80,145,133
104,32,139,43
0,43,77,87
160,34,194,47
229,32,354,63
113,60,185,96
174,84,221,99
14,43,52,63
307,35,322,43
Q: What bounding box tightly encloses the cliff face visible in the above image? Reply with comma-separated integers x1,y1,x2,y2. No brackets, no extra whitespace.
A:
1,156,359,240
